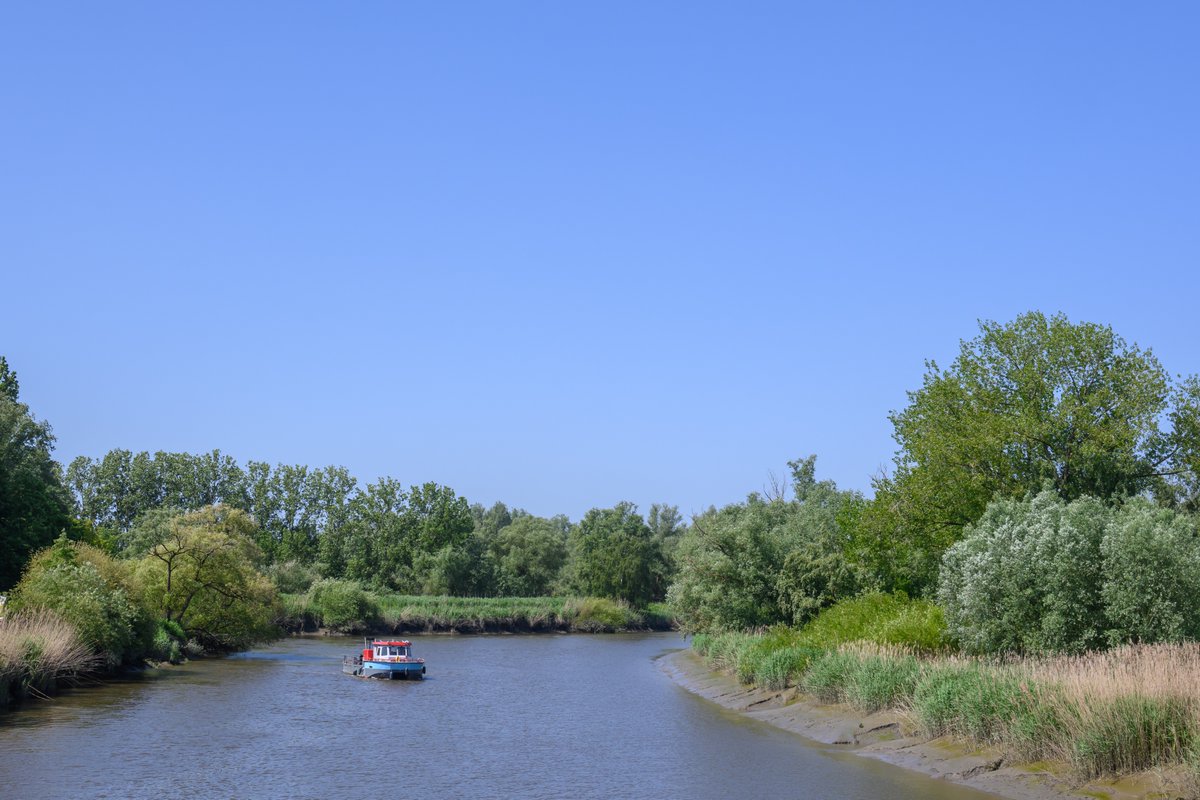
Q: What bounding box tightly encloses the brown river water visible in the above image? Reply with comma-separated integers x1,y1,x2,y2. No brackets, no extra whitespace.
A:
0,633,999,799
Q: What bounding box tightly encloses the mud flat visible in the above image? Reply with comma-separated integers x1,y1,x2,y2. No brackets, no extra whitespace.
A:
660,649,1184,800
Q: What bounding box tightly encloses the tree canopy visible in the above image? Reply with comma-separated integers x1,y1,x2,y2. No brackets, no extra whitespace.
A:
0,357,71,589
861,311,1200,594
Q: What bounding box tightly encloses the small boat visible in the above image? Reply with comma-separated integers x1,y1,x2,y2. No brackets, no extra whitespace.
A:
343,638,426,680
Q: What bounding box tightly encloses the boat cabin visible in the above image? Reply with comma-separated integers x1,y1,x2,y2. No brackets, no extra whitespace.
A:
367,640,413,661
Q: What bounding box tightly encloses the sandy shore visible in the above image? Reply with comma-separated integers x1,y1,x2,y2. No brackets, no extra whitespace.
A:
659,649,1183,800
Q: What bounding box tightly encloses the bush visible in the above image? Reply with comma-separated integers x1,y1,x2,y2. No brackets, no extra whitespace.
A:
939,491,1200,655
799,592,949,652
1101,504,1200,645
266,560,320,595
11,539,155,668
306,579,379,632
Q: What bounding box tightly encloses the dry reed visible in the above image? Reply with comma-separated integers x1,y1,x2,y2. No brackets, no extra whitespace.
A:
0,609,97,690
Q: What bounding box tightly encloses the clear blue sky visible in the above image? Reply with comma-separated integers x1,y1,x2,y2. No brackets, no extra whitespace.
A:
2,3,1198,520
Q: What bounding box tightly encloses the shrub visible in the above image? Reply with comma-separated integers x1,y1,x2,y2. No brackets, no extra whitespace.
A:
799,592,948,652
11,539,155,668
306,579,379,632
1101,504,1200,645
266,560,321,595
939,491,1200,655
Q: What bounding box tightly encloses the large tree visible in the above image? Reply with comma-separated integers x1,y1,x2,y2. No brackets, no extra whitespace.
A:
862,312,1200,594
0,357,72,589
134,505,278,650
568,502,665,606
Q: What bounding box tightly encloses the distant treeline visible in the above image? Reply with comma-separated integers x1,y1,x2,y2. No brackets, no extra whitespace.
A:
54,449,686,606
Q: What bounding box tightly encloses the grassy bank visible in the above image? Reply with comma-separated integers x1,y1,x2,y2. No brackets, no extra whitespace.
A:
281,588,674,634
693,602,1200,785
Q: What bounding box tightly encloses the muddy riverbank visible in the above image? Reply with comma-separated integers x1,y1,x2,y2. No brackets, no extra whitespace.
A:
660,649,1188,800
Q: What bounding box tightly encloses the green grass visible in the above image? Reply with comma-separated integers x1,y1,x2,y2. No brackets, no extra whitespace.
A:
690,593,950,689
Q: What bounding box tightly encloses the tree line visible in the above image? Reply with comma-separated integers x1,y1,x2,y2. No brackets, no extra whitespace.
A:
6,310,1200,657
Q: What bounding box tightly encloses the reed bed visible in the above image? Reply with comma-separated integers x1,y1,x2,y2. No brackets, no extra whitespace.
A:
694,634,1200,781
0,609,97,701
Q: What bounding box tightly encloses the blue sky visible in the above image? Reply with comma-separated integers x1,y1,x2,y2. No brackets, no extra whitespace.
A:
2,3,1198,520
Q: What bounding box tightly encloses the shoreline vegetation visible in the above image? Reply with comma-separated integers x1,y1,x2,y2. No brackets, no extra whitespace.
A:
279,592,674,635
685,611,1200,799
662,648,1188,800
6,312,1200,795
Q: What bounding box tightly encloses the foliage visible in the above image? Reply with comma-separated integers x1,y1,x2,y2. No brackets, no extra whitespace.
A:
939,490,1200,654
265,560,321,594
0,357,71,590
491,515,568,596
10,535,155,668
66,451,359,564
134,506,279,651
305,579,378,632
668,457,864,631
691,593,948,690
861,312,1200,595
568,502,665,606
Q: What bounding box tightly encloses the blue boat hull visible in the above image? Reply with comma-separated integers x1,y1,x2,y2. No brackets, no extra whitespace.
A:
358,660,426,680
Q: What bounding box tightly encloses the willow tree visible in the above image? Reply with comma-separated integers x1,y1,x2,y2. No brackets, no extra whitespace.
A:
135,506,278,650
861,311,1200,594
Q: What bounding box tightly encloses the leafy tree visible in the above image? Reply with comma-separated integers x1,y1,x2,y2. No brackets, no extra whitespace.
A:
0,357,72,589
134,506,278,651
412,536,495,596
569,502,666,606
668,457,863,631
492,515,568,596
862,312,1200,594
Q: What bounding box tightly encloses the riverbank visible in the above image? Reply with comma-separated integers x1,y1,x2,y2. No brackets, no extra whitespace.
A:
660,649,1189,800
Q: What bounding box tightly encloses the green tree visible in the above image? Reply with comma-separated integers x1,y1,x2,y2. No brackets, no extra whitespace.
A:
134,506,278,651
862,312,1200,594
668,457,861,631
0,357,72,589
568,502,665,606
492,514,568,596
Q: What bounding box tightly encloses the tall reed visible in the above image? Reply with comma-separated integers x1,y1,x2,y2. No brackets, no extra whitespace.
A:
0,609,97,699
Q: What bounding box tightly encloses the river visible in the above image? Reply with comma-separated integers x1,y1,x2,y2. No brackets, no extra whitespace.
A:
0,634,999,799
